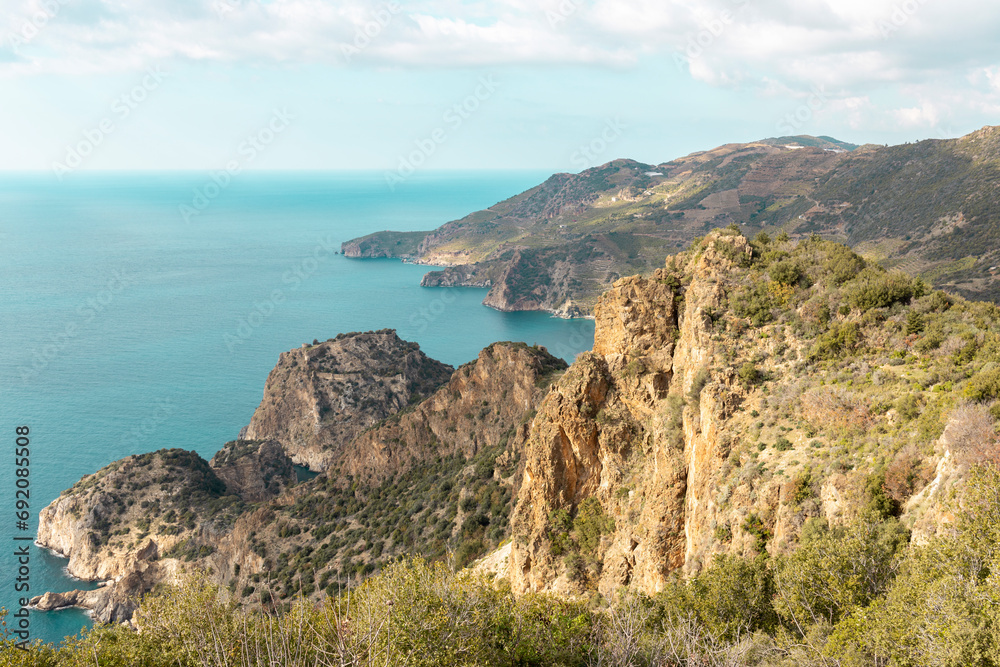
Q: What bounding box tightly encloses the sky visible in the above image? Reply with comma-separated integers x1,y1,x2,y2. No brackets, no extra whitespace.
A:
1,0,1000,173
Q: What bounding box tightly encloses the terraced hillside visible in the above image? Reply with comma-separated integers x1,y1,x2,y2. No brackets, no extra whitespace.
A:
344,127,1000,314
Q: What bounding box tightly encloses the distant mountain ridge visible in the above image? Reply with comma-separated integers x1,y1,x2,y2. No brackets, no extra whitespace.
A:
344,126,1000,315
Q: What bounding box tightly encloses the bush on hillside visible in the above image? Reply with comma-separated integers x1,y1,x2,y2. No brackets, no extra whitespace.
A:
845,268,915,311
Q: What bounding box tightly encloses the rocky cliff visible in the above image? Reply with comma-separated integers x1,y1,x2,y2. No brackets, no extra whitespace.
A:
34,339,566,621
243,330,453,471
420,263,498,289
32,444,294,621
507,229,1000,598
337,341,565,484
340,231,427,259
35,230,1000,622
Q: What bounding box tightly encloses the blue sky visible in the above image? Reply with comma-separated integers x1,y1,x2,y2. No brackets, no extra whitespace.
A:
2,0,1000,172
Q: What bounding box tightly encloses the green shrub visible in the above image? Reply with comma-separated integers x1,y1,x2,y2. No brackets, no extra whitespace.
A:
775,512,908,628
811,321,861,359
965,369,1000,401
895,393,920,420
769,260,802,286
689,368,711,402
846,268,914,311
573,497,615,555
732,281,779,326
865,474,899,519
454,539,485,569
823,245,866,285
791,472,814,504
742,513,770,552
738,361,761,387
687,554,777,640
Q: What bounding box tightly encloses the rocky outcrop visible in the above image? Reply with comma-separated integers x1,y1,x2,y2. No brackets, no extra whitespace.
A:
420,263,498,288
671,237,752,575
31,556,178,624
341,241,392,259
341,231,428,259
210,439,296,503
510,256,690,596
243,330,453,471
509,230,948,598
34,443,294,622
34,337,565,623
477,250,590,318
338,342,566,484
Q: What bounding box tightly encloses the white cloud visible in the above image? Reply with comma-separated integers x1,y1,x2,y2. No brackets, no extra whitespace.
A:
1,0,999,117
891,100,940,128
971,65,1000,93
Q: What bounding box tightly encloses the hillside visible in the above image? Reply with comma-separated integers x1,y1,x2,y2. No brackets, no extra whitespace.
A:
28,229,1000,625
508,229,1000,598
16,229,1000,665
31,340,567,618
344,126,1000,315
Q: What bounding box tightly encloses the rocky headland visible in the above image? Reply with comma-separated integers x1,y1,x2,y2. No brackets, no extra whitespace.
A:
344,127,1000,316
34,231,1000,625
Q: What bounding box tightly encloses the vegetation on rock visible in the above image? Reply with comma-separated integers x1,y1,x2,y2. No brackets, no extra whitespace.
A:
345,127,1000,315
13,227,1000,666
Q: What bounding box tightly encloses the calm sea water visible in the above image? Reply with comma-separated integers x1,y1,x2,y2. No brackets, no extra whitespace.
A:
0,171,595,646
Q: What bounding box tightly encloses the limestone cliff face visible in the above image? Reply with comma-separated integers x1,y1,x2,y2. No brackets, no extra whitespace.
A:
671,238,753,575
511,261,690,596
244,330,453,471
339,342,566,484
509,231,905,597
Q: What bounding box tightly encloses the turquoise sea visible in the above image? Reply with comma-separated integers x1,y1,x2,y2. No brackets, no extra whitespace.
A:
0,171,595,645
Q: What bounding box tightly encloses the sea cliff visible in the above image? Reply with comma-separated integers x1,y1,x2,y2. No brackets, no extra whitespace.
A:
35,230,1000,622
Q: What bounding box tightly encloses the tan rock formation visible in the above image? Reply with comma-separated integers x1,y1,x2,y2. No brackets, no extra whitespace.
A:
243,330,453,471
339,342,566,484
509,231,838,597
